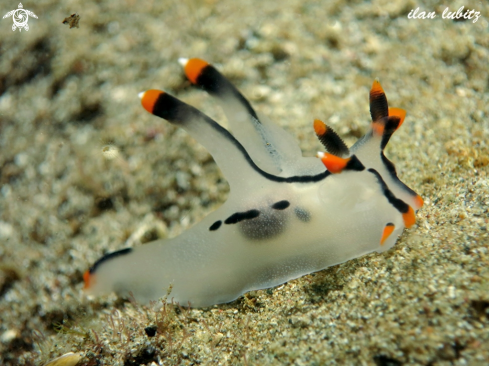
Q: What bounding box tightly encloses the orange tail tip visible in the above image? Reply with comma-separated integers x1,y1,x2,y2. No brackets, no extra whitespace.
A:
182,58,209,84
402,206,416,228
389,107,406,129
83,270,91,290
317,151,348,173
140,89,164,113
380,223,395,246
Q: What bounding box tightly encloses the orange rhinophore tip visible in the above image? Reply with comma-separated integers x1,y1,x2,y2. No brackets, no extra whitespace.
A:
402,206,416,228
317,152,348,173
371,79,385,96
414,195,424,209
389,107,406,129
184,58,209,84
314,119,327,136
140,89,164,114
83,270,91,289
380,223,395,246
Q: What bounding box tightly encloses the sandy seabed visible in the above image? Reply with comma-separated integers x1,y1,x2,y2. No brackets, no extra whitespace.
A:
0,0,488,365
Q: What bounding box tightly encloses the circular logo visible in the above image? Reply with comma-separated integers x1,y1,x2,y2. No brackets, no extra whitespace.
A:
12,9,28,28
3,4,38,32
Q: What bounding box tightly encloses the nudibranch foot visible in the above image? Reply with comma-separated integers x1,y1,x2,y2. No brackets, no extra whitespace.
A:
84,59,422,307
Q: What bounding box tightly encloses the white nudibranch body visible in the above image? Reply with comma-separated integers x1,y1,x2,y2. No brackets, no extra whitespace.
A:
84,59,423,307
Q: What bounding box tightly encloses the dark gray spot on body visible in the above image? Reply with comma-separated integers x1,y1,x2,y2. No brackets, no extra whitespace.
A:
294,207,311,222
239,207,288,241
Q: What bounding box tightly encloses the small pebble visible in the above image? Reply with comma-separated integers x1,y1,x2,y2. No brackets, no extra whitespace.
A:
144,325,157,337
44,352,82,366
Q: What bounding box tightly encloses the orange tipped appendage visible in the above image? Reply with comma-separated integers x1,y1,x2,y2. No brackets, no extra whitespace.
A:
371,79,385,96
402,206,416,228
184,58,209,84
314,119,327,136
140,90,164,114
380,223,395,246
414,195,424,210
83,270,92,289
389,107,406,129
317,152,349,173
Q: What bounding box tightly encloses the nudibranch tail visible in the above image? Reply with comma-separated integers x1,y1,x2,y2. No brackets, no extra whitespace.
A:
84,59,423,307
83,270,91,289
83,247,133,291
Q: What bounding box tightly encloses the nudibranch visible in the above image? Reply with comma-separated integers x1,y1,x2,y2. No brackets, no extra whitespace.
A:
84,59,423,307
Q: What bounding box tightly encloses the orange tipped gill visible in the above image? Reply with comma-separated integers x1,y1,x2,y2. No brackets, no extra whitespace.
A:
184,58,209,84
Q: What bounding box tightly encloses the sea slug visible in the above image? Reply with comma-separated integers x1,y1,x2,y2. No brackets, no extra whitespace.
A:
84,58,423,307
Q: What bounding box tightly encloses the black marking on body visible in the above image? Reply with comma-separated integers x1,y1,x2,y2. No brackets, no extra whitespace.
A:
151,92,332,184
89,248,132,274
317,124,350,157
239,209,288,241
294,207,311,222
209,220,222,231
381,152,398,177
225,209,260,224
368,169,410,214
380,116,401,150
381,153,419,197
271,200,290,210
345,155,365,171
